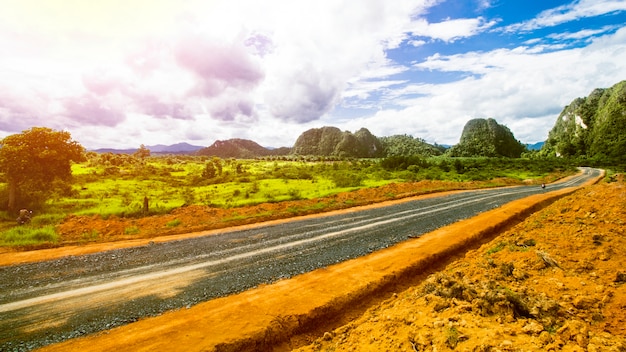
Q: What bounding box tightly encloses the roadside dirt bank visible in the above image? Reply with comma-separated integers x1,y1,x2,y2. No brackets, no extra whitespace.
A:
293,174,626,352
35,174,612,351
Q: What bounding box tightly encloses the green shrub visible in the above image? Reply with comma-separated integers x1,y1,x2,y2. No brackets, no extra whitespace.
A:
487,242,507,254
0,226,58,246
124,226,140,235
166,219,181,227
330,172,363,188
30,213,65,226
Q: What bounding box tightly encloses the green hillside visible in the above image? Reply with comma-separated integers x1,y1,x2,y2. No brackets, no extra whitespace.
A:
447,118,526,158
542,80,626,163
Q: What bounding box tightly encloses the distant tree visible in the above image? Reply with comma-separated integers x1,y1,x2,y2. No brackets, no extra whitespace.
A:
211,157,223,175
202,161,217,179
0,127,86,211
134,144,151,159
379,134,443,157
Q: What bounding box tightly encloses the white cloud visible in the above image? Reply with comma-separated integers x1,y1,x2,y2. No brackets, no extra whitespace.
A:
0,0,433,148
547,25,620,41
505,0,626,32
409,17,498,42
1,0,625,150
340,26,626,145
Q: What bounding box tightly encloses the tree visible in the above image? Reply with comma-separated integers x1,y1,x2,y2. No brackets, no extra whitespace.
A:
202,161,217,179
0,127,86,211
134,144,151,159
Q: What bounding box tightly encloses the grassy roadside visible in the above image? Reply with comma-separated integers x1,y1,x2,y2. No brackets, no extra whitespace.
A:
0,157,576,249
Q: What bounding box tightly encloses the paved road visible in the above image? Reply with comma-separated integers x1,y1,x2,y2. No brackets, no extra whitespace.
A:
0,167,602,351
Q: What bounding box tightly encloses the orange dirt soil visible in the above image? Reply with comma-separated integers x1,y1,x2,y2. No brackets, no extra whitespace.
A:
24,172,626,351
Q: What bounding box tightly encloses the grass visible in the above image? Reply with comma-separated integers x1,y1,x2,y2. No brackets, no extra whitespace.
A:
486,241,507,255
0,156,579,248
0,225,58,247
166,219,181,227
124,226,140,235
445,327,460,349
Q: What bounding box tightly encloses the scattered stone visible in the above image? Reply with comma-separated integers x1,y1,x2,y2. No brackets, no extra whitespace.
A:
557,320,589,347
536,250,562,269
539,331,553,345
592,234,604,245
522,321,544,335
512,268,528,281
573,296,596,310
500,339,513,348
615,272,626,283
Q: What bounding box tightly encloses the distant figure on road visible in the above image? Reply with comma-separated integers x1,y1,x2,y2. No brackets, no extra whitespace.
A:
541,183,546,190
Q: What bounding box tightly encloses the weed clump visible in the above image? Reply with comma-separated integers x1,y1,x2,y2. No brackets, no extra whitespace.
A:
0,225,58,247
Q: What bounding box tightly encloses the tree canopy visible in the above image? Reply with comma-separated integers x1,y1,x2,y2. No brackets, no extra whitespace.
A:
379,134,443,157
0,127,85,210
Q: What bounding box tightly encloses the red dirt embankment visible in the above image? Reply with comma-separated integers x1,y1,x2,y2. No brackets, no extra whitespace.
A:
36,173,626,352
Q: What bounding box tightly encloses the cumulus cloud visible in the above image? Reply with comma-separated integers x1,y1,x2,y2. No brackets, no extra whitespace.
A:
205,90,257,123
0,0,433,147
175,35,264,98
132,95,194,120
266,64,343,123
62,95,126,127
257,0,422,124
352,26,626,145
244,32,275,57
0,93,44,132
1,0,624,149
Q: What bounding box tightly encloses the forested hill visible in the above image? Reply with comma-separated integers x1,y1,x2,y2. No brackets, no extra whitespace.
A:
447,118,526,158
379,135,444,157
196,139,290,158
541,80,626,163
291,127,384,158
195,127,445,159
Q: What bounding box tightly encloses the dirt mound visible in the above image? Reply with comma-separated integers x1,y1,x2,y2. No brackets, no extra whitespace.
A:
295,178,626,351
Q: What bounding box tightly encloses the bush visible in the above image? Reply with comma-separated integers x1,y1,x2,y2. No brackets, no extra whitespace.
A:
0,225,58,246
166,219,181,227
330,172,363,188
30,213,65,226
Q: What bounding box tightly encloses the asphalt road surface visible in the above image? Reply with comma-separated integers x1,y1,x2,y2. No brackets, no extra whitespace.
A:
0,167,602,351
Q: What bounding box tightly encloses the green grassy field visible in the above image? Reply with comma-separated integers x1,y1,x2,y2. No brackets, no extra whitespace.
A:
0,155,577,247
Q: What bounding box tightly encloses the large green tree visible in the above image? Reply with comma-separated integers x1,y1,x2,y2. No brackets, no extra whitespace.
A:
0,127,86,211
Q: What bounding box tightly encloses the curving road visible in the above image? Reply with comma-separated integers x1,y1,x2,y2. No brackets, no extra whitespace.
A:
0,167,601,351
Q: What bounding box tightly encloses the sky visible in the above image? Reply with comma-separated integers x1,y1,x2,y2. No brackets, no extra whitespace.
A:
1,0,626,149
